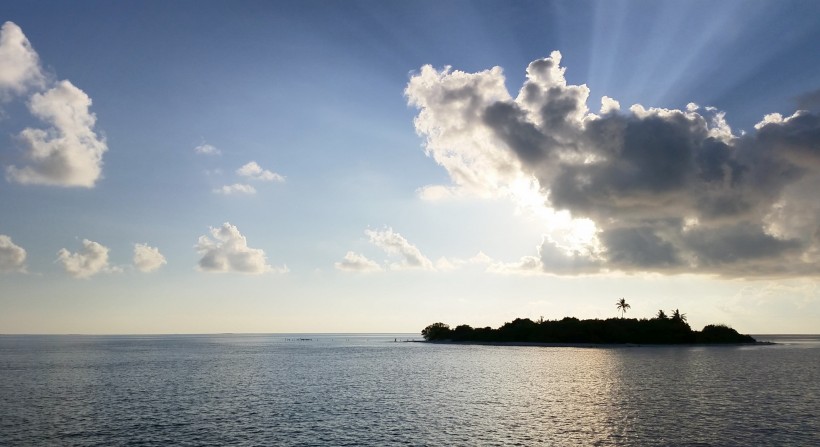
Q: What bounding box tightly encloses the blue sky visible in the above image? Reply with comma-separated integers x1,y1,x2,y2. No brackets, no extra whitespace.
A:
1,0,819,334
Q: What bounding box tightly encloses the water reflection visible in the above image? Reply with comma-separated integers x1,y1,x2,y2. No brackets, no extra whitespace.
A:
1,335,818,445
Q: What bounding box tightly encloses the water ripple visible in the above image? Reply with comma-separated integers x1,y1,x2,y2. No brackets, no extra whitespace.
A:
1,335,818,446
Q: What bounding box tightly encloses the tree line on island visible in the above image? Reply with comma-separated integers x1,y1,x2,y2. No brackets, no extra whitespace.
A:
422,298,756,344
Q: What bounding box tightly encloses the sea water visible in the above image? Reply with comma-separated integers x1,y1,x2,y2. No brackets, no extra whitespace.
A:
1,334,818,446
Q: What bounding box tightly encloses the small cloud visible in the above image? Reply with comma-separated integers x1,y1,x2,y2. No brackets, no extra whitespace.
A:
57,239,119,278
133,243,166,273
0,234,27,273
0,21,45,98
366,228,434,271
194,143,221,155
214,183,256,195
237,161,284,182
335,251,382,272
195,222,285,274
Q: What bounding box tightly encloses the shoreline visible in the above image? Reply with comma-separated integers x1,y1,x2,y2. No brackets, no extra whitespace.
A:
412,340,774,348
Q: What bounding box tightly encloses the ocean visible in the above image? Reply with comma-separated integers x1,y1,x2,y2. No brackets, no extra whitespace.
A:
1,334,818,446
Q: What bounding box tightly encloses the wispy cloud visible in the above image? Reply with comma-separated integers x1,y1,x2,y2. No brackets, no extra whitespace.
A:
213,183,256,195
194,143,221,156
237,161,284,182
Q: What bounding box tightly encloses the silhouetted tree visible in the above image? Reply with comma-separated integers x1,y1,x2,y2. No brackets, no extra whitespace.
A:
671,309,687,323
421,322,451,341
421,315,755,345
616,298,631,318
656,309,668,319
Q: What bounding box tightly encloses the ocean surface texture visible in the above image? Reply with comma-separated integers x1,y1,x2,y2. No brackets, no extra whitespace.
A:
1,334,818,446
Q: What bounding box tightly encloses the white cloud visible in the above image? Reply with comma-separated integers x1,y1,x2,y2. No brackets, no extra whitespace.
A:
0,21,44,98
133,243,166,273
214,183,256,195
334,251,382,272
194,143,221,155
196,222,285,274
416,185,463,201
435,251,493,271
57,239,118,278
237,161,284,182
0,234,26,273
6,80,107,187
407,51,820,278
365,228,434,270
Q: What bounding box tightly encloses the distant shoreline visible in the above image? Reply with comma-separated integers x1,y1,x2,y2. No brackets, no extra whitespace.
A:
413,340,774,348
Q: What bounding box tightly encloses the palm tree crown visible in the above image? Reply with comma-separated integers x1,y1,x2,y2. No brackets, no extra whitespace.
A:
616,298,631,318
671,308,687,323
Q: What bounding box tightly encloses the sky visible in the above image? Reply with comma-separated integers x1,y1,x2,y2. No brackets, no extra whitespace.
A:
1,0,819,334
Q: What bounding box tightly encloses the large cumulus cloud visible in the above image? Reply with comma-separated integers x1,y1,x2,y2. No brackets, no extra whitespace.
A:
1,22,107,187
406,51,820,277
7,80,108,187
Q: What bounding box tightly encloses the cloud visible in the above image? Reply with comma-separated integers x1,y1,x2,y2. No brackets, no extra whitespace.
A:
214,183,256,195
795,88,820,111
0,234,26,273
435,251,492,271
365,228,434,270
6,80,107,187
194,143,221,155
406,51,820,278
334,251,382,272
196,222,285,274
236,161,285,182
0,21,45,98
57,239,119,278
133,243,166,273
2,23,107,188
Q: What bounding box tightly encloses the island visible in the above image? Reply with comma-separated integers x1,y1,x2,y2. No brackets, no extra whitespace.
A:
421,314,756,345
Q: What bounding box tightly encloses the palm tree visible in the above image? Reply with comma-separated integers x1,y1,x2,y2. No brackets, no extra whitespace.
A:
671,309,687,323
616,298,631,318
656,309,668,320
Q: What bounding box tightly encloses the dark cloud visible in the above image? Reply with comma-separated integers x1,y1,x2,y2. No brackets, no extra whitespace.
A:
795,88,820,111
407,52,820,277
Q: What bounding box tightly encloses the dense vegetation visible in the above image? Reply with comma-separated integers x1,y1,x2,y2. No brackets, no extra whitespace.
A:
421,316,756,345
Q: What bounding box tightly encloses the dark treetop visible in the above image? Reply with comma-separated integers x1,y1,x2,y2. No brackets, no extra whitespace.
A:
422,317,756,344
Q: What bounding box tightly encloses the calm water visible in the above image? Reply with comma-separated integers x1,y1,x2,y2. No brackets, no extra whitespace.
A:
1,334,818,446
